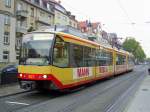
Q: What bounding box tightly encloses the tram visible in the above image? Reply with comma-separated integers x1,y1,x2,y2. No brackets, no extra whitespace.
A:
18,26,134,91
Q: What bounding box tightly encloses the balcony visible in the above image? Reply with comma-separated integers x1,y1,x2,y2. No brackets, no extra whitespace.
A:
16,10,28,18
36,16,51,25
16,26,27,34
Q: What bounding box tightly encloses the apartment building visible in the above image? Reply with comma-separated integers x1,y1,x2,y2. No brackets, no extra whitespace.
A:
0,0,78,63
47,0,69,26
67,11,78,28
15,0,54,60
48,0,78,28
0,0,16,63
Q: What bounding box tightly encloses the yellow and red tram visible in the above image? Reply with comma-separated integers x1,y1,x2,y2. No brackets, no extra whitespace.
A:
18,28,134,91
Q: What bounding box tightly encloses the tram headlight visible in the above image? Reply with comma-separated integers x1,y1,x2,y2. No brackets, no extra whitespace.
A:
43,75,47,79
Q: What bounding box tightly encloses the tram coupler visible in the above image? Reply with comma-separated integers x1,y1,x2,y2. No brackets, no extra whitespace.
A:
20,81,36,90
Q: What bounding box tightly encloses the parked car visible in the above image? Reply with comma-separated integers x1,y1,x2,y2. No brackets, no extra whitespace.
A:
0,64,18,84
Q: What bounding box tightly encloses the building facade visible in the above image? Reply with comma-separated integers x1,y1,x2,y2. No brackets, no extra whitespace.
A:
0,0,16,63
48,0,78,28
48,0,69,26
78,21,111,46
0,0,78,63
67,11,78,28
15,0,54,60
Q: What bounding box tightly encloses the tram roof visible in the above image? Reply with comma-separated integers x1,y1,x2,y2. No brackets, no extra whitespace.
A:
30,26,131,55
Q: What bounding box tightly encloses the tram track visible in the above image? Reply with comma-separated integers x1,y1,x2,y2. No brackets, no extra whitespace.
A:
0,89,61,112
0,66,145,112
104,71,146,112
15,66,146,112
56,70,144,112
0,90,35,99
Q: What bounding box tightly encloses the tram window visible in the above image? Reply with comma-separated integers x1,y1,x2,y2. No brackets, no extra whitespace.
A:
83,47,91,67
53,37,69,67
72,45,84,67
116,54,126,65
85,48,96,66
91,48,96,66
96,50,113,66
107,52,113,65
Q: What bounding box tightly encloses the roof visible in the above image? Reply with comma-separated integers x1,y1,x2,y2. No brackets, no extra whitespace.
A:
78,21,101,29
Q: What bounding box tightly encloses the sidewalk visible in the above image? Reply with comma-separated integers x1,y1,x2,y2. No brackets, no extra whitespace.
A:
126,74,150,112
0,83,26,97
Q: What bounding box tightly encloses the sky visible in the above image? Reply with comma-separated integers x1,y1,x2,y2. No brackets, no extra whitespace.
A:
60,0,150,57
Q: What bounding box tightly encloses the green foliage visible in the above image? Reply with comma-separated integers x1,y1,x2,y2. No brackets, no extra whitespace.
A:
27,26,35,32
123,37,146,61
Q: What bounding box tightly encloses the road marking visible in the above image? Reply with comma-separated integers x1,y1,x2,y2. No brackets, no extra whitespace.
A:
5,101,30,105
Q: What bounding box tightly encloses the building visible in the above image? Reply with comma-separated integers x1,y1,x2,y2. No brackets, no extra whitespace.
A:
48,0,78,28
78,21,101,35
78,21,111,46
78,21,102,39
15,0,54,60
67,11,78,28
0,0,78,63
108,33,122,48
47,0,69,26
0,0,16,63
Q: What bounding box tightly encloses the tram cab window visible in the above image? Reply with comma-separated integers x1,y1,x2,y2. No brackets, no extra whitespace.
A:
53,37,69,67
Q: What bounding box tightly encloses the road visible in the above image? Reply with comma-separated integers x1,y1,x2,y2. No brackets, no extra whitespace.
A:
0,65,147,112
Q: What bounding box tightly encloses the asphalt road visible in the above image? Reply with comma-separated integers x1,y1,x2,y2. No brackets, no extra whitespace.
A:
0,65,147,112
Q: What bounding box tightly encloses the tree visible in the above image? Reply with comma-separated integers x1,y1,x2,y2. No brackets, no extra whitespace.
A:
122,37,146,62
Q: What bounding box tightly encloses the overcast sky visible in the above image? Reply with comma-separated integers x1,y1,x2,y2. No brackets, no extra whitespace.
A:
61,0,150,57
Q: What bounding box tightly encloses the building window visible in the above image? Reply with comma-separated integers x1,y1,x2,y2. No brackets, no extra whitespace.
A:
4,32,10,45
69,21,72,26
47,3,51,11
16,38,21,47
5,0,11,7
16,55,20,60
40,11,45,17
3,51,9,61
4,15,10,25
31,8,34,17
17,3,22,11
48,15,51,21
57,13,61,19
34,0,40,5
